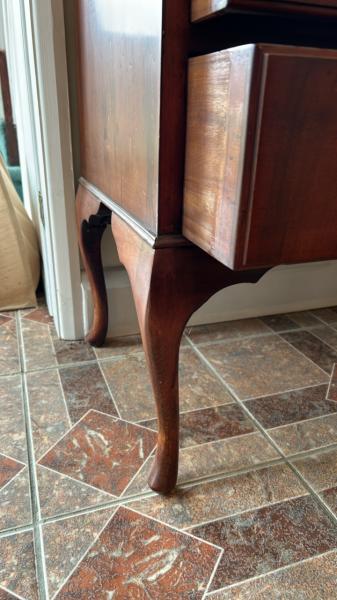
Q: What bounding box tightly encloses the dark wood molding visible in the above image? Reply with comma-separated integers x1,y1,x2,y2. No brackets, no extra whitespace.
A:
76,184,111,347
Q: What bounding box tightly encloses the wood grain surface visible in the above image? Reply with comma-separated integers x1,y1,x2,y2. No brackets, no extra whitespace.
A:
184,43,337,269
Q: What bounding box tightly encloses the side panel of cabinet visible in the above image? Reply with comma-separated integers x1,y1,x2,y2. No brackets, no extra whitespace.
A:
183,44,337,269
76,0,162,233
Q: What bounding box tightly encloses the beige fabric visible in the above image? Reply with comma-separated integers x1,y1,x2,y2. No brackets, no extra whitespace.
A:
0,155,40,310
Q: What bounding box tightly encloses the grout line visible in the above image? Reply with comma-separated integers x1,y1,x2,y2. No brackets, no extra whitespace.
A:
277,331,332,378
36,462,116,500
49,507,118,600
308,327,337,354
135,398,237,425
0,584,26,600
0,464,27,497
185,490,310,533
187,336,337,529
206,547,337,596
124,504,224,552
266,409,337,433
55,370,72,429
326,363,337,400
9,319,330,378
186,322,325,349
307,310,337,327
97,360,122,419
36,409,94,463
0,449,26,468
202,547,224,600
17,313,49,600
120,447,156,498
242,381,329,402
38,457,285,527
0,523,34,540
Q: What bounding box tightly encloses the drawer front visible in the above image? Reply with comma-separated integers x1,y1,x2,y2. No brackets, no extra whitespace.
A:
183,44,337,269
191,0,337,22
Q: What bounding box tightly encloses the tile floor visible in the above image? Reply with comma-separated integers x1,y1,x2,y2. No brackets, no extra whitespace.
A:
1,303,337,598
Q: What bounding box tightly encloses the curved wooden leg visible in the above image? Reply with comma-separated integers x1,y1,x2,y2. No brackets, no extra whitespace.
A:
76,184,111,347
112,214,268,494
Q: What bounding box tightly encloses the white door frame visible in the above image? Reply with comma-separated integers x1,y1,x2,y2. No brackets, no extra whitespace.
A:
2,0,83,339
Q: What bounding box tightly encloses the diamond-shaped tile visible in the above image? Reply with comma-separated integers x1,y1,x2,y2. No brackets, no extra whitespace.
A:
56,506,221,599
37,465,113,518
0,453,24,490
43,508,114,597
39,410,157,496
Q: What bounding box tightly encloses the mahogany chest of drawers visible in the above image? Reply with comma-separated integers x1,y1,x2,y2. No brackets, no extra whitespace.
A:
75,0,337,493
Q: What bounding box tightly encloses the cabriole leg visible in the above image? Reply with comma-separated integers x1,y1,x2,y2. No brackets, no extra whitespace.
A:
76,184,111,347
111,214,267,494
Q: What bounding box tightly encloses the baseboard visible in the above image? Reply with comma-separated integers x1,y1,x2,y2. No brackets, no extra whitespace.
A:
81,261,337,338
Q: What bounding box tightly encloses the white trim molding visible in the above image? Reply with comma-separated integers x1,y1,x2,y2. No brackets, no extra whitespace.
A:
3,0,83,338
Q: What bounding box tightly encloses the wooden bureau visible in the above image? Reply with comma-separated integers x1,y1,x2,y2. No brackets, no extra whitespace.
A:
75,0,337,494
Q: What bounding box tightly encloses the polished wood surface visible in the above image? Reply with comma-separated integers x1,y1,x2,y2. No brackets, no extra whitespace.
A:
76,0,189,235
111,210,268,493
76,184,111,347
184,43,337,269
75,1,337,494
191,0,337,22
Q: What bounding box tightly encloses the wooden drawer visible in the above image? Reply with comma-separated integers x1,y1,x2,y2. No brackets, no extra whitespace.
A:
183,43,337,269
191,0,337,22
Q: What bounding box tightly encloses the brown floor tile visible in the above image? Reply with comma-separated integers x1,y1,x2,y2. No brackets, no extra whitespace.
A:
0,588,19,599
0,376,26,463
51,326,96,365
37,465,113,519
39,410,157,496
327,363,337,401
125,433,279,496
0,468,32,531
0,316,12,327
56,506,221,600
59,363,117,424
43,508,114,597
244,385,333,429
141,404,256,448
21,318,57,371
281,330,337,374
94,334,143,358
0,454,24,489
321,487,337,516
200,335,327,400
26,370,70,460
310,325,337,350
260,314,301,332
291,447,337,491
270,413,337,455
285,311,321,328
101,348,233,422
210,550,337,599
0,530,38,599
23,305,54,325
186,318,271,345
0,319,20,376
193,495,337,589
129,463,305,529
310,307,337,325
